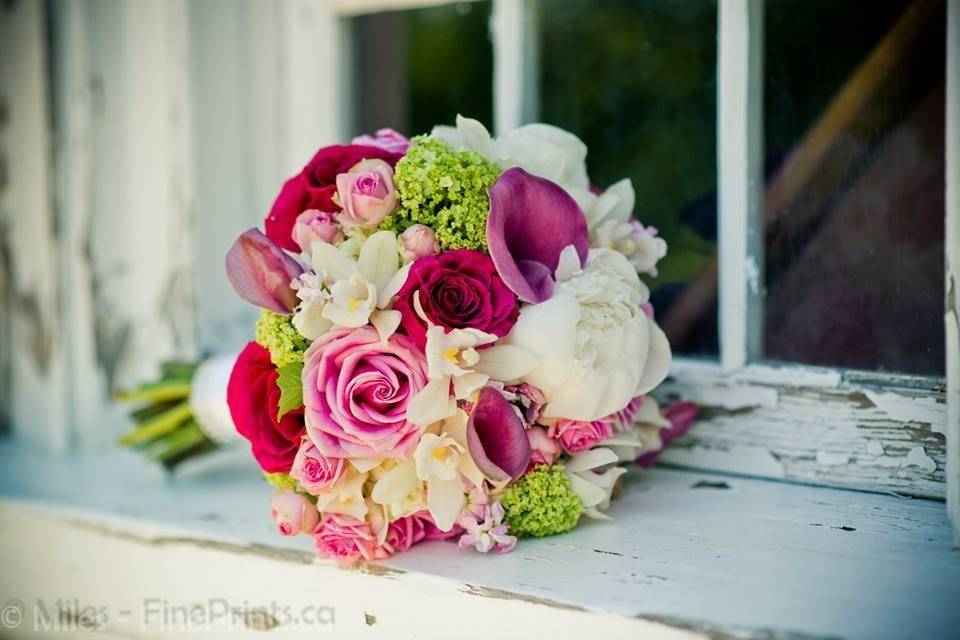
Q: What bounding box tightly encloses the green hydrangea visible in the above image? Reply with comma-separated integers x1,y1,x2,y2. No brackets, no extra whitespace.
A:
380,136,500,251
499,465,584,538
255,310,307,368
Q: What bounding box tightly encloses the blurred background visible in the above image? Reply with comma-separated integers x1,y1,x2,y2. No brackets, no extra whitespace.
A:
0,0,947,451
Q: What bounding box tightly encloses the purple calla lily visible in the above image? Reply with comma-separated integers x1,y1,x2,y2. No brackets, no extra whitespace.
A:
486,167,590,303
226,228,304,314
466,386,531,483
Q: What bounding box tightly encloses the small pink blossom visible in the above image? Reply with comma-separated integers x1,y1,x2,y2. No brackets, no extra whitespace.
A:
289,438,345,495
271,489,319,536
312,513,387,566
292,209,341,253
334,159,398,228
399,224,440,262
457,501,516,554
549,417,615,454
526,426,560,468
351,128,410,155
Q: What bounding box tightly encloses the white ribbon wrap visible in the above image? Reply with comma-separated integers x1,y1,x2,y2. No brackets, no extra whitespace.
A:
189,352,242,444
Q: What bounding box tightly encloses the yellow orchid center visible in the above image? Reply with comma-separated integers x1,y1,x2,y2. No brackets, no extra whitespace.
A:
443,347,460,363
347,297,362,311
433,447,449,461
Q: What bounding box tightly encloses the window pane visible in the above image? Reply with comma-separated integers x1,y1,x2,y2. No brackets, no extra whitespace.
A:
350,2,493,139
538,0,719,357
763,0,945,375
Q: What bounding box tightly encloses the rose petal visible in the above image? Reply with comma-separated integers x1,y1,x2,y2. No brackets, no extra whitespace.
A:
226,229,304,314
486,167,589,303
466,387,531,482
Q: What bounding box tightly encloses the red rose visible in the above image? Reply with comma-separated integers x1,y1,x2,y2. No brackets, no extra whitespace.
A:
394,249,519,349
227,342,305,473
264,144,402,252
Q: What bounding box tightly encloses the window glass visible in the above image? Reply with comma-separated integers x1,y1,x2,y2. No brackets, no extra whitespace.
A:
350,2,493,139
763,0,946,375
538,0,719,357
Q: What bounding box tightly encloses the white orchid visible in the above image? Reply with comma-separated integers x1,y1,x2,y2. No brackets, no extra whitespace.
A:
312,464,370,521
293,230,409,341
369,458,427,522
564,448,626,520
405,293,534,427
410,410,485,531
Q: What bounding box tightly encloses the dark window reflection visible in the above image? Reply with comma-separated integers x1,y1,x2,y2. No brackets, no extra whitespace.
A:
763,0,945,375
350,2,493,139
539,0,719,357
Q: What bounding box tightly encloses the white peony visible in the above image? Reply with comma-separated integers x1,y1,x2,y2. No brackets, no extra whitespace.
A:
432,115,589,195
489,246,671,422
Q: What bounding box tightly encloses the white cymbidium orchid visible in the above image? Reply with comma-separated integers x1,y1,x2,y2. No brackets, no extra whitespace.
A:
312,464,370,521
564,448,626,520
293,230,409,341
410,410,485,531
370,410,483,531
406,292,535,427
369,458,427,523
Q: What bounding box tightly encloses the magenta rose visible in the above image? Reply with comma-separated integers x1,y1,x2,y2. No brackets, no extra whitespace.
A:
394,249,519,349
312,514,385,566
303,327,428,459
289,438,345,495
265,144,401,252
382,513,428,555
549,417,615,454
227,342,305,473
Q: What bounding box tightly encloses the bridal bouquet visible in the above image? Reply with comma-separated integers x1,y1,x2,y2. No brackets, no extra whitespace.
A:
219,117,693,564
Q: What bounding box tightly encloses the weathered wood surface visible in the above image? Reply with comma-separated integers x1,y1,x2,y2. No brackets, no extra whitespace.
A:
0,0,70,451
0,443,958,639
658,362,947,499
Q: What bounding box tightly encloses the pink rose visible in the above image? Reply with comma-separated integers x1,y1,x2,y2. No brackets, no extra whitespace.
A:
271,489,319,536
351,128,410,155
312,514,385,566
382,513,429,555
550,418,615,454
289,438,345,495
399,224,439,262
264,144,401,252
526,426,560,467
394,250,519,349
292,210,341,253
335,159,398,228
303,327,428,459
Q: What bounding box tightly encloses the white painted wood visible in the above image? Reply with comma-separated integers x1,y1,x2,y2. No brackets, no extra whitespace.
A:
1,443,958,639
946,0,960,546
659,359,947,498
492,0,538,135
46,0,197,449
0,0,70,452
717,0,764,371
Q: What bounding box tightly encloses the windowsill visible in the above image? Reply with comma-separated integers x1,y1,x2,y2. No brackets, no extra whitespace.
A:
0,441,958,639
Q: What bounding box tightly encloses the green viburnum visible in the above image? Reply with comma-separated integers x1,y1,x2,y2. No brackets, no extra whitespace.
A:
255,310,307,368
499,465,584,538
380,136,500,251
263,472,299,491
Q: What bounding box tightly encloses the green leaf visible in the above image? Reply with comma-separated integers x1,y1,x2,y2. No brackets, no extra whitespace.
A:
276,361,304,420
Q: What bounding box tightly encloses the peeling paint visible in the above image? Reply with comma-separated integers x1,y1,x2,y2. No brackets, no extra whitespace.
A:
460,584,585,612
815,451,851,466
864,390,947,434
